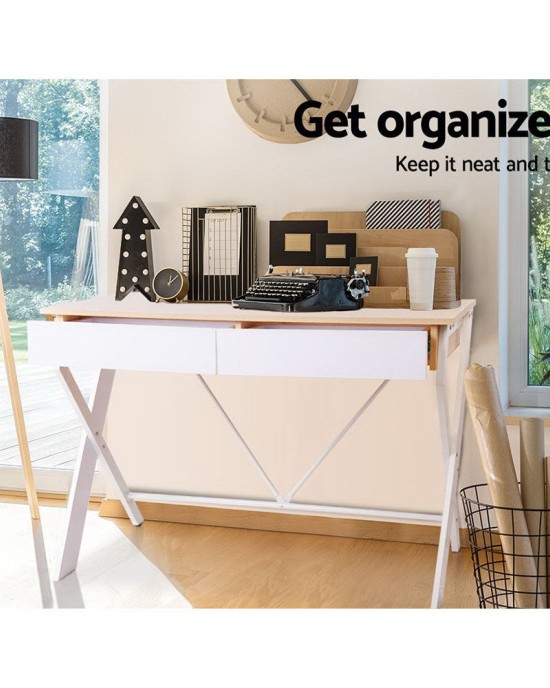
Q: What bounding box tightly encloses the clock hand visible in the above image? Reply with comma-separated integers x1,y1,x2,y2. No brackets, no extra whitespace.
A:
290,79,314,102
168,275,177,285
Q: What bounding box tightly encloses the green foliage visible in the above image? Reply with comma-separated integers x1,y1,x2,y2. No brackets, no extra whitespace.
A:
4,281,95,321
528,81,550,385
0,80,99,290
528,301,550,385
0,322,28,363
529,81,550,298
4,286,41,320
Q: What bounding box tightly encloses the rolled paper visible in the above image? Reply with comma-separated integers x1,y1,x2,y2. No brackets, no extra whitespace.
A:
520,418,546,601
464,364,543,608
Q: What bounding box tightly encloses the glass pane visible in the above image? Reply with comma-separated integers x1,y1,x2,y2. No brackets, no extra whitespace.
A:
528,80,550,386
0,79,99,472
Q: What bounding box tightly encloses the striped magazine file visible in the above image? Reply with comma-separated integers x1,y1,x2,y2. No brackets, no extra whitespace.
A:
365,199,441,229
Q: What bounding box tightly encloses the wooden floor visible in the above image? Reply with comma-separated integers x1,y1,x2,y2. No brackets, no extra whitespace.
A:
109,512,479,608
0,494,479,607
0,364,93,470
0,498,187,609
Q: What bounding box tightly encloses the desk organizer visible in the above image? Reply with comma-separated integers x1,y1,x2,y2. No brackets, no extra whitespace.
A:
281,210,461,308
182,205,256,302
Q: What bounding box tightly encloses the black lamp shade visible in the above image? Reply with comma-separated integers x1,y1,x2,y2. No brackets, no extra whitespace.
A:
0,117,38,180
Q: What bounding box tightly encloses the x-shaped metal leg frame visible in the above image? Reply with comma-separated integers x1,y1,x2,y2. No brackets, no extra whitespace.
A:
196,375,390,509
55,367,143,581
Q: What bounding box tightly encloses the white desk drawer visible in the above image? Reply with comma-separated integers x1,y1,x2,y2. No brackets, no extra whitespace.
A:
217,326,428,380
28,320,219,374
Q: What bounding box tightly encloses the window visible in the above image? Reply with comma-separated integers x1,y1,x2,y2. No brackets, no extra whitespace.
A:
0,79,101,489
528,81,550,387
508,80,550,408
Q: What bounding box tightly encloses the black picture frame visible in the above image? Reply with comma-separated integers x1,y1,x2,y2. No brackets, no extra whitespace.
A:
269,220,328,267
350,256,379,286
315,233,357,267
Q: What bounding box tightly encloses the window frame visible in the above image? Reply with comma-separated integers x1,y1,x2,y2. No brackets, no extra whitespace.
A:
0,79,108,495
507,79,550,410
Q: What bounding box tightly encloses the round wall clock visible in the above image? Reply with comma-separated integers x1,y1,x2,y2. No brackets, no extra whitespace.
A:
226,79,358,144
152,268,189,303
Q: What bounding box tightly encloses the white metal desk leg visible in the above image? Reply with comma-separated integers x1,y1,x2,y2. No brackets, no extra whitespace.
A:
431,313,474,608
432,326,452,608
56,369,115,580
447,311,473,551
436,324,461,553
56,367,143,581
431,450,459,608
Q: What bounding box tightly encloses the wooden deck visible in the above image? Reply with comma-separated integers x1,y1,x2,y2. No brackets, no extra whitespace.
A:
0,364,93,470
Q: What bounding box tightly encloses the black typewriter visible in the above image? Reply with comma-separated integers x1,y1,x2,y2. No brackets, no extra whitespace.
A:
232,268,369,312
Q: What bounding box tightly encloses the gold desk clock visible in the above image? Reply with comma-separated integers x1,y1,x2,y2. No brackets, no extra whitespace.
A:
152,268,189,303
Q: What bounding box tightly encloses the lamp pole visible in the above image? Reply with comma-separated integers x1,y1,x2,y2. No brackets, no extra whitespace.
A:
0,116,40,519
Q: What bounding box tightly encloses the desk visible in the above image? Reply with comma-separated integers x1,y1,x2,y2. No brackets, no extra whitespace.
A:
28,294,475,608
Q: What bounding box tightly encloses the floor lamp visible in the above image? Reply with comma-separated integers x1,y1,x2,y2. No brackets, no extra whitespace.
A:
0,116,40,519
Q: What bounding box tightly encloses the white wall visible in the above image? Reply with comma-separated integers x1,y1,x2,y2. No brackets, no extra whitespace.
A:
104,79,500,514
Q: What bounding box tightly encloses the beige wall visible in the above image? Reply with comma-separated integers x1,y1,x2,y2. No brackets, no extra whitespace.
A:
104,79,500,514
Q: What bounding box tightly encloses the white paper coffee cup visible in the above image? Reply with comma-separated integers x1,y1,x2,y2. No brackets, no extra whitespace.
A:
405,247,438,310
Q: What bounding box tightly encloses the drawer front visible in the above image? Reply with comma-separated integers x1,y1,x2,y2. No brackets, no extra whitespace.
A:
217,327,428,380
27,320,217,374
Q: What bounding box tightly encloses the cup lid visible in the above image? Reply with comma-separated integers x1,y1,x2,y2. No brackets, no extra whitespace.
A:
405,247,438,258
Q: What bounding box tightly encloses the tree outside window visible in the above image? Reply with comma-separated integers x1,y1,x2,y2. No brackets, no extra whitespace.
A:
528,80,550,385
0,79,99,359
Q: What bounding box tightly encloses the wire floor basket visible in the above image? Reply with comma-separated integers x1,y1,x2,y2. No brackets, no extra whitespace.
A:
461,483,549,609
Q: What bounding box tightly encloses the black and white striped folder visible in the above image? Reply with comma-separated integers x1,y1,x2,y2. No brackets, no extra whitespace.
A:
365,199,441,229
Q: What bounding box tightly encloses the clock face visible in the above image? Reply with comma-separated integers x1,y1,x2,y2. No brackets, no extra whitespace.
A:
152,268,189,302
227,79,358,144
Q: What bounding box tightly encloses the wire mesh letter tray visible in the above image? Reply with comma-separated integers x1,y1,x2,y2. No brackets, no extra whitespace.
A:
182,205,256,302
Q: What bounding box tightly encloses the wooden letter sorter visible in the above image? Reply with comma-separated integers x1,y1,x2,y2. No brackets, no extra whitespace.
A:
275,210,461,308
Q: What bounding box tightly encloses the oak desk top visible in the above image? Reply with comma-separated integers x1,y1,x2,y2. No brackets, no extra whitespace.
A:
41,294,476,327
